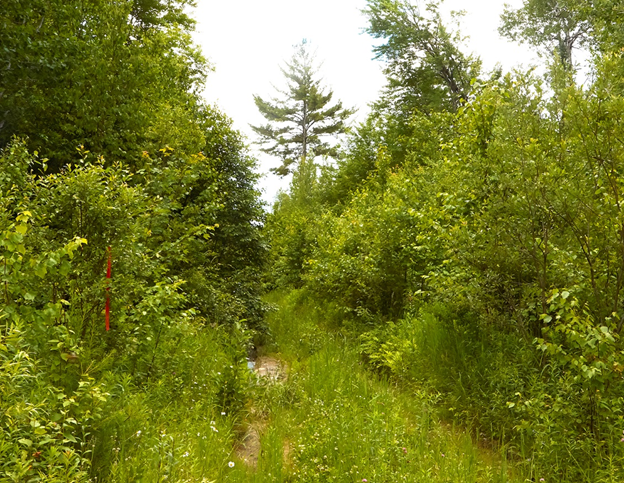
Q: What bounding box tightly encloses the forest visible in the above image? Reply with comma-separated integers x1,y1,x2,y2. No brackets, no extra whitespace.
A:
2,0,624,481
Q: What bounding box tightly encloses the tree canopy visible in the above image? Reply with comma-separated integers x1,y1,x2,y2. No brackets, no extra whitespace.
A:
364,0,481,116
499,0,591,68
0,1,266,480
0,0,207,171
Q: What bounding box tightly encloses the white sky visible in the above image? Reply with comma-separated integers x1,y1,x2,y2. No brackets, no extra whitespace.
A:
192,0,538,205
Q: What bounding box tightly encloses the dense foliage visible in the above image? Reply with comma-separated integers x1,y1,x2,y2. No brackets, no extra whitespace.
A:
7,0,624,479
265,0,624,480
0,1,266,481
0,0,206,171
0,120,264,480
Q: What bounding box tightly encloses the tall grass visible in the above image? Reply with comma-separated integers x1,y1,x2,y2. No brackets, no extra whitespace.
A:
90,322,249,482
89,289,539,481
356,302,624,482
245,289,528,482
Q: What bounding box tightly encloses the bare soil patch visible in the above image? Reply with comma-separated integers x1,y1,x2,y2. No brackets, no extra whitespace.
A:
236,421,266,468
235,354,288,468
254,356,287,381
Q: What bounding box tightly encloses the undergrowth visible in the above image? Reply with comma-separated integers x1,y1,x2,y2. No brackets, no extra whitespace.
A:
226,289,529,482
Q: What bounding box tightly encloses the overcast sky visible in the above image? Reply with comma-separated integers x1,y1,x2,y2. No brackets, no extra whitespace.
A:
192,0,538,204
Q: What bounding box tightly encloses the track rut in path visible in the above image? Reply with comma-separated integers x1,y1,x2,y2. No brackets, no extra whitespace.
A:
236,354,287,468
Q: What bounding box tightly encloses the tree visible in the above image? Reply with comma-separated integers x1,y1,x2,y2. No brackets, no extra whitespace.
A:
251,41,355,177
354,0,480,176
0,0,207,171
364,0,481,116
499,0,591,68
264,156,320,288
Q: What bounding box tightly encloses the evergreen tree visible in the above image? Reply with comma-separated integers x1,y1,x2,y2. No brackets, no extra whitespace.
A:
251,41,355,177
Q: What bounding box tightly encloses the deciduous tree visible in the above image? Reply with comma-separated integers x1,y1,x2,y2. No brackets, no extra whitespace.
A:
0,0,206,171
499,0,590,68
364,0,481,115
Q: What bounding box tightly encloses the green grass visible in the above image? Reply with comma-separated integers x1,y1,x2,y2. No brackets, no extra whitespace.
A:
89,321,248,483
90,289,534,482
227,289,529,482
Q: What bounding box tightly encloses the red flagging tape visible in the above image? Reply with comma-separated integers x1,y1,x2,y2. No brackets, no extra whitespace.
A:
105,246,111,331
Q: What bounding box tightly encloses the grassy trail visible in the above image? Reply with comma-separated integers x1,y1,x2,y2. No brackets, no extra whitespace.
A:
226,290,528,483
95,289,530,482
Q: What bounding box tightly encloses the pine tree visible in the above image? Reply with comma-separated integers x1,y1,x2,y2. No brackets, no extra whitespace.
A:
251,40,355,177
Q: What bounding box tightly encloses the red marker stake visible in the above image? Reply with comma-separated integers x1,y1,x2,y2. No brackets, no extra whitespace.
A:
105,246,111,331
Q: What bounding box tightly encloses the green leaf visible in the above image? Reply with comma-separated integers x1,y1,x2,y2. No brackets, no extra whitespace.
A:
18,438,32,447
63,433,77,443
34,264,47,278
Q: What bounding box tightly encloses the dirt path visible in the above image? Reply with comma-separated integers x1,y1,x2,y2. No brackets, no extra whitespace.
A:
236,355,287,468
253,356,287,381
